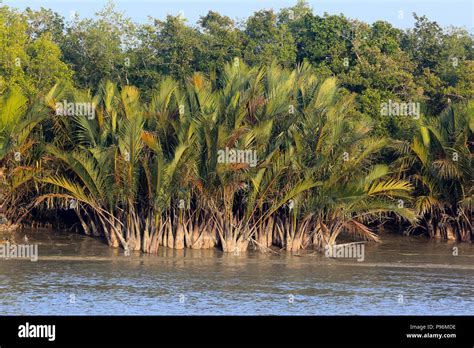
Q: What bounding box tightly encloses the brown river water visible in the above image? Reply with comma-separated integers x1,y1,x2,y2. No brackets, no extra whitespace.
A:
0,228,473,315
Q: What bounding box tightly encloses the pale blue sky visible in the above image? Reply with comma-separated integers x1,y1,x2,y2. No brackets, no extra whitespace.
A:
4,0,474,30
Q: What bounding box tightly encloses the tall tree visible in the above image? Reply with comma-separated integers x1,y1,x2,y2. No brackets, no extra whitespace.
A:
197,11,243,81
243,10,296,67
60,1,135,89
0,6,72,96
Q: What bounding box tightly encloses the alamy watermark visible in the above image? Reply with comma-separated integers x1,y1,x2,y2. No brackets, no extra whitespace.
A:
381,100,420,119
18,322,55,341
55,100,96,120
325,242,365,262
0,242,38,262
217,147,258,167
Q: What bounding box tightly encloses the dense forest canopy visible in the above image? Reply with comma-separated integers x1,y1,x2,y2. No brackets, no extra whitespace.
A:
0,1,472,251
2,1,473,112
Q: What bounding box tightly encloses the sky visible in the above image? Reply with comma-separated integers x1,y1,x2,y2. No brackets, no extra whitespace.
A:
3,0,474,30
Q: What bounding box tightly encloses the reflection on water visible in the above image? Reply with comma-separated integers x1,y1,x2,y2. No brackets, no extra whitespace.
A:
0,229,473,315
